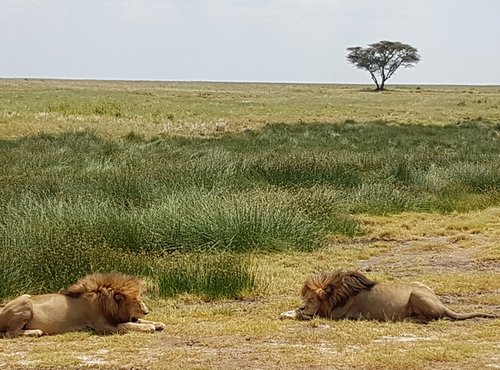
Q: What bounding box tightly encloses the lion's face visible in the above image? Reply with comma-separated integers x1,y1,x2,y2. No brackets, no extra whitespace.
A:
114,293,149,323
296,289,321,320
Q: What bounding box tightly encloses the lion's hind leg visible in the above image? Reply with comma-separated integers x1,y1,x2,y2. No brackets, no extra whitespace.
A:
0,295,42,338
408,290,449,322
409,288,499,321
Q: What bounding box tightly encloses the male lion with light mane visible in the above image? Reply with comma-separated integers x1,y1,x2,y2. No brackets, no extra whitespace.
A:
0,272,166,337
280,270,499,322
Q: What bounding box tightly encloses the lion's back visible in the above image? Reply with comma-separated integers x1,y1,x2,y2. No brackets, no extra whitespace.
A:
26,294,93,335
349,283,416,320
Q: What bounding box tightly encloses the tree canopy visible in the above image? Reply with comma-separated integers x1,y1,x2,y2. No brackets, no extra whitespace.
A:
346,41,421,90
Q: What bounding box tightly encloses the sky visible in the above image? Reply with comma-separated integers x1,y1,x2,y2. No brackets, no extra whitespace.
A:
1,0,499,85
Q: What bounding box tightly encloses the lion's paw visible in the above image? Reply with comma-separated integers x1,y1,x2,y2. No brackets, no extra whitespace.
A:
31,329,44,337
9,329,44,338
154,322,166,331
279,310,298,320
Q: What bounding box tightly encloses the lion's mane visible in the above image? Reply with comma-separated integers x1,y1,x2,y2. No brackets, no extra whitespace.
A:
283,270,499,322
63,272,142,325
301,270,376,316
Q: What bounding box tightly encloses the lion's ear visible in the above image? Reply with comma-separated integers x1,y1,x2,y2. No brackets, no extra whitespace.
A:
63,284,84,298
114,292,125,303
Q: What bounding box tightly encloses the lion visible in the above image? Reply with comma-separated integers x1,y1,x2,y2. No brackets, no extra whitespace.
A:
280,270,499,322
0,272,166,337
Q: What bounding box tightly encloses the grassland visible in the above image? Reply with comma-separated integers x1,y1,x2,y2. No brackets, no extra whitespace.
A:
1,79,500,139
0,79,499,369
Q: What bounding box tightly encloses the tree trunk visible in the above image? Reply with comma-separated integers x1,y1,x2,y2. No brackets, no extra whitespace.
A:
369,72,380,90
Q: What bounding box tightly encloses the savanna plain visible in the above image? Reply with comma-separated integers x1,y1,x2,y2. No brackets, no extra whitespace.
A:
0,79,499,369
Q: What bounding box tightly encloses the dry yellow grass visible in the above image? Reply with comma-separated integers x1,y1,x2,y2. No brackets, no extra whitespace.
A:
1,79,500,139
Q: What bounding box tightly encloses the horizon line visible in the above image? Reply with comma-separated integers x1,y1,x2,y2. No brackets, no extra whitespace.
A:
1,76,500,87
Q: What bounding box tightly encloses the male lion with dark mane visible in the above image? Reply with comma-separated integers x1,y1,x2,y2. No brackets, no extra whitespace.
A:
280,270,499,322
0,272,166,337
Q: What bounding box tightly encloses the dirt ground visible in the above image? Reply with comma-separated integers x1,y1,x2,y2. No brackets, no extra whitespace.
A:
1,211,499,369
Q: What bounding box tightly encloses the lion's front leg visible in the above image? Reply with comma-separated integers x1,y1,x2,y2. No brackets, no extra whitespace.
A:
136,318,166,331
116,322,156,334
280,310,298,320
9,329,44,338
280,309,313,320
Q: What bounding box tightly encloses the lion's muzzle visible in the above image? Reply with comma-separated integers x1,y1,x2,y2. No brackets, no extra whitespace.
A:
140,302,149,316
295,308,314,320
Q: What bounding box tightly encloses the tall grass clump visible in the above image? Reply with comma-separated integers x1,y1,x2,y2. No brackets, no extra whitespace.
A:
448,162,500,193
1,121,500,296
0,242,143,297
0,192,306,298
0,252,27,298
348,183,416,215
143,191,324,252
0,239,257,300
293,186,362,235
0,195,259,298
247,153,362,188
157,253,256,299
0,191,325,255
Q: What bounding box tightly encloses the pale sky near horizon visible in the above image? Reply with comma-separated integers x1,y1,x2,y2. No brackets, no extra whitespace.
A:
1,0,499,85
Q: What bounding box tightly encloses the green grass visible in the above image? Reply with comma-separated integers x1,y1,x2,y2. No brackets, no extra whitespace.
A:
1,80,500,300
1,121,499,297
0,235,257,299
157,253,256,300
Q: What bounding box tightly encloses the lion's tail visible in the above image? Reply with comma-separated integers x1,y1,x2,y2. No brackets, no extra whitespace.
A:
444,308,499,320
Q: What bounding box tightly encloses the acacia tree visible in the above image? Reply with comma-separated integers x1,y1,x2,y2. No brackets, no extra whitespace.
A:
346,41,421,90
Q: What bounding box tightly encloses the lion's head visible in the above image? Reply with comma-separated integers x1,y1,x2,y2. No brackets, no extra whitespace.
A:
296,270,376,320
63,272,149,325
